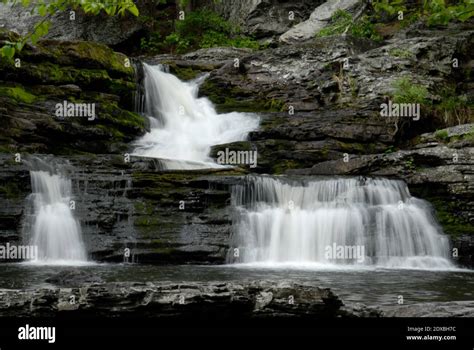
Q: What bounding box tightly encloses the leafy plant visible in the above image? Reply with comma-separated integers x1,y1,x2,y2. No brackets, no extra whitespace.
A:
435,129,449,140
371,0,474,27
372,0,407,17
392,77,429,105
435,87,472,126
164,10,260,54
424,0,474,26
404,157,415,170
317,10,382,41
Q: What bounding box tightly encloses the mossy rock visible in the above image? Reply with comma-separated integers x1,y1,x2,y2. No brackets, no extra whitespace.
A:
24,40,134,79
0,85,37,104
200,80,285,113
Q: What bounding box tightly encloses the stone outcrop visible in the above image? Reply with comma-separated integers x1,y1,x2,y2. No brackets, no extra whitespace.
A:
279,0,363,43
0,281,354,318
0,2,175,50
202,0,325,41
0,153,245,264
0,31,146,154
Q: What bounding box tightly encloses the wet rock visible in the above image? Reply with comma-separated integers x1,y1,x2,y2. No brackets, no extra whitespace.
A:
0,281,356,318
380,301,474,317
45,270,104,287
0,35,146,154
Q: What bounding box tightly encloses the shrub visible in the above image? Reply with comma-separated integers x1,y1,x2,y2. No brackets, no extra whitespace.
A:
435,129,449,140
392,77,429,105
165,10,260,53
317,10,382,41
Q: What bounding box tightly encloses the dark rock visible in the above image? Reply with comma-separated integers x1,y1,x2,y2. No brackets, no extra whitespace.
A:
45,270,104,287
0,281,372,318
203,0,325,40
0,36,146,154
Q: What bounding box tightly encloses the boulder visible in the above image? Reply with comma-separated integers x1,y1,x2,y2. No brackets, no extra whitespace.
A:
279,0,363,43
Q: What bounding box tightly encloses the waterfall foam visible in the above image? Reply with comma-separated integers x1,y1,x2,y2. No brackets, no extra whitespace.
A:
25,170,87,265
133,63,259,169
230,176,454,270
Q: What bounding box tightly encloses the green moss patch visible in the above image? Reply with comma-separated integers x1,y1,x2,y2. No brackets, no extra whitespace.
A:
0,86,37,104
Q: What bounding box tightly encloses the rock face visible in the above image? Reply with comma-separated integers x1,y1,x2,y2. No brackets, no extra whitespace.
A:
0,281,354,318
0,154,244,264
0,2,145,46
0,4,472,270
279,0,363,43
202,0,325,40
0,32,146,154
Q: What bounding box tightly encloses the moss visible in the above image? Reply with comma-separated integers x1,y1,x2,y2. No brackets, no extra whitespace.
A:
95,99,146,131
272,160,303,174
430,199,473,236
23,62,112,88
162,62,203,81
36,40,134,78
411,186,472,237
389,48,413,59
0,86,37,104
200,80,286,113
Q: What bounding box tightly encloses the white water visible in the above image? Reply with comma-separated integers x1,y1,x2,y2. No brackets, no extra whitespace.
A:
26,171,87,265
230,176,454,269
133,64,259,169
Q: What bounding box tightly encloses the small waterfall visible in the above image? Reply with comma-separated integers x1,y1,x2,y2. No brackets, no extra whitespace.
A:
133,63,259,169
25,170,87,264
230,176,454,269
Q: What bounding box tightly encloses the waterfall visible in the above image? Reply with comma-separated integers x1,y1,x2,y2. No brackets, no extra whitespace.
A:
230,176,454,269
133,63,259,169
25,170,87,264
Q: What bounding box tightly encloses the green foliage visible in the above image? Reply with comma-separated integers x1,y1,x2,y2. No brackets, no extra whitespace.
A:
383,145,397,154
160,10,260,54
404,156,415,170
372,0,407,17
0,86,37,103
317,10,382,41
435,129,449,140
389,48,413,59
0,0,139,59
435,87,472,125
424,0,474,26
371,0,474,27
392,77,429,105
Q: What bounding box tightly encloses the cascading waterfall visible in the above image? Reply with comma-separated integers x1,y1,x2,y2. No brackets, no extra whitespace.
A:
25,170,87,264
230,176,454,269
133,63,259,169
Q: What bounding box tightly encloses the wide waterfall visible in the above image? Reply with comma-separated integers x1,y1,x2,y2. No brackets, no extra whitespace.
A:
25,170,87,264
230,176,454,269
133,63,259,169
